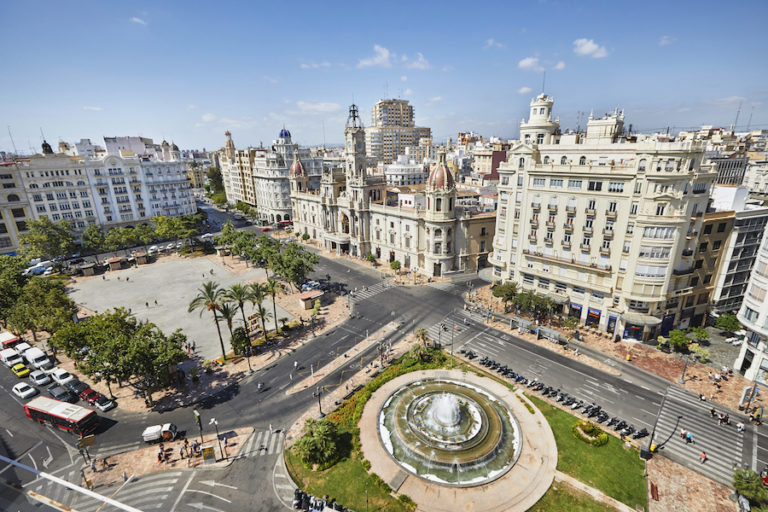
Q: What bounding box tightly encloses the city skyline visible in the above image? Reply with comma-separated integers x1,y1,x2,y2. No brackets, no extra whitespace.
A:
1,0,767,152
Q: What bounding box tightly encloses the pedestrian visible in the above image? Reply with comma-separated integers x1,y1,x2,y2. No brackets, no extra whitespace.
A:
710,407,716,418
90,460,97,473
102,456,109,469
117,276,120,281
210,269,214,275
708,371,713,381
725,414,730,425
154,299,158,305
179,446,184,459
680,428,687,440
699,451,707,463
294,361,298,369
102,275,105,280
738,422,745,433
269,423,273,433
128,308,132,314
126,276,129,282
718,414,724,425
145,302,149,308
122,471,128,482
686,432,693,444
192,341,196,351
157,451,163,463
699,394,706,401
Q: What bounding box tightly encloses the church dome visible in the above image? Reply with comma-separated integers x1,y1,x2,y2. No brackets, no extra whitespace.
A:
289,150,306,177
427,152,454,190
279,127,291,138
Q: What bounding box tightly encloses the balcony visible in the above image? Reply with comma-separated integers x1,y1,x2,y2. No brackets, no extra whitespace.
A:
566,205,576,213
532,203,541,211
585,208,596,216
562,240,571,248
600,247,611,256
603,229,614,237
581,243,591,251
546,221,556,229
672,266,694,276
691,211,703,218
530,218,539,227
605,210,617,219
686,231,699,239
548,204,558,212
522,248,612,273
563,223,574,232
583,226,593,234
682,248,694,256
528,234,537,242
545,237,554,245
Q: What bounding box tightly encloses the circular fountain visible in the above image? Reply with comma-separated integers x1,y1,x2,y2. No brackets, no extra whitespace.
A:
378,378,521,486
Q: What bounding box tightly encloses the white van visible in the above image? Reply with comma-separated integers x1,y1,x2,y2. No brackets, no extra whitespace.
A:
23,347,52,370
0,348,23,367
14,342,32,357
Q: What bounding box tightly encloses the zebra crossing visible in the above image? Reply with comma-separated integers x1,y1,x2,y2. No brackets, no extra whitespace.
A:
92,440,144,459
349,281,391,302
237,429,284,459
30,468,80,509
653,384,747,485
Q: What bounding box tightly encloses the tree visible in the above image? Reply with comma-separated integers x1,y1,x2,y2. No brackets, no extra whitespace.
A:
230,326,250,356
249,283,272,343
206,167,224,194
562,315,579,338
301,233,310,241
691,326,709,342
218,302,238,345
409,342,428,362
188,281,227,362
264,278,283,332
733,469,768,507
715,314,741,335
366,253,376,263
0,256,29,323
225,284,252,337
414,328,430,349
254,235,281,278
135,224,157,252
81,224,106,256
7,277,77,342
104,228,124,254
127,325,187,405
668,329,690,352
217,221,239,247
492,282,517,307
293,418,339,466
18,217,74,260
271,242,319,291
390,260,401,274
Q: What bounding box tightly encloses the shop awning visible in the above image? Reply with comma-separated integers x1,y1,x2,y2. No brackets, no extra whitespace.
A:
622,312,662,327
547,292,569,305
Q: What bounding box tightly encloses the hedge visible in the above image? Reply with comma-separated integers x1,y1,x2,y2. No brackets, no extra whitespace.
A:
571,420,609,447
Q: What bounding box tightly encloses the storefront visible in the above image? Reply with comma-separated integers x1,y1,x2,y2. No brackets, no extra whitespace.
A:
586,308,601,327
606,316,617,334
569,303,583,321
621,311,662,342
660,314,675,337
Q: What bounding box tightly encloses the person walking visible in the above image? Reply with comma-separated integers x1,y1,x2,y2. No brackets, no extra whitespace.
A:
710,407,716,418
90,460,97,473
154,299,158,306
122,471,128,482
686,432,694,444
179,446,184,460
738,422,745,433
699,451,708,463
680,428,687,440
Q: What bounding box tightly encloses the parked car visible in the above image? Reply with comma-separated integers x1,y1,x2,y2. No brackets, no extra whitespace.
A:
50,368,74,386
166,243,175,251
93,394,116,412
175,241,183,249
47,384,76,403
148,245,159,255
12,382,38,399
81,389,99,404
65,379,92,400
29,370,51,386
14,342,32,357
11,363,30,378
260,227,271,232
1,348,23,368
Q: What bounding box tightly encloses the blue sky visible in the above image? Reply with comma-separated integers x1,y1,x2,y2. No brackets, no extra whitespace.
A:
1,0,767,153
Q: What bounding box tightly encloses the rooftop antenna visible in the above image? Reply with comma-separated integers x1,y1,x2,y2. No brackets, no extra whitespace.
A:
733,100,743,132
40,127,46,143
746,106,754,131
7,126,18,155
541,71,546,93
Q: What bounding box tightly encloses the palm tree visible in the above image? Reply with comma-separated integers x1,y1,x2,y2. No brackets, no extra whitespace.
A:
188,281,227,362
225,283,252,336
218,302,238,350
264,278,283,332
414,328,430,350
249,283,272,343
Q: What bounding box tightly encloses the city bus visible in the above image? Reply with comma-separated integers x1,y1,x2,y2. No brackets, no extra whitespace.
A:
24,396,99,435
277,220,293,229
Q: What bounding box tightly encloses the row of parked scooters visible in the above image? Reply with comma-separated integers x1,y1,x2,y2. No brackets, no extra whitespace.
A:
465,352,649,440
293,489,348,511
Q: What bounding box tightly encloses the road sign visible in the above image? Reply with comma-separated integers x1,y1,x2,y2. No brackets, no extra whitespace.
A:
201,445,216,465
78,435,96,448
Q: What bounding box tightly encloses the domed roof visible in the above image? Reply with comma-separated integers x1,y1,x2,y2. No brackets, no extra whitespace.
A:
279,127,291,138
289,150,306,177
427,152,454,190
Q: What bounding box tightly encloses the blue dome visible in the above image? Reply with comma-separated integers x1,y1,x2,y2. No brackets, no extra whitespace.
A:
279,128,291,138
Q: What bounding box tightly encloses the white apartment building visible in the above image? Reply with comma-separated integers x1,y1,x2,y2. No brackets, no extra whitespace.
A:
735,223,768,382
365,99,431,164
490,94,717,341
383,155,427,186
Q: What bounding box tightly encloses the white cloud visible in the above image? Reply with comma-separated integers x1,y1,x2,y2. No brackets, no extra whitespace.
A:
573,38,608,58
484,38,504,49
201,113,217,122
658,35,676,47
186,104,197,111
405,52,430,70
263,75,279,84
300,61,331,70
426,96,442,106
296,101,342,113
82,106,103,111
516,87,533,95
400,75,408,82
553,61,566,70
403,88,413,96
714,95,746,105
357,45,392,68
518,56,544,72
129,17,146,25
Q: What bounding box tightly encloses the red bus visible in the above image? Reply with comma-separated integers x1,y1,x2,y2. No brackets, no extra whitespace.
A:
24,396,99,435
277,220,293,229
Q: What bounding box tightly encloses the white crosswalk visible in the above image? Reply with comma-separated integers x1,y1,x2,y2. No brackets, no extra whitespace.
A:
93,440,143,458
653,385,745,484
349,281,390,302
68,470,184,512
31,468,79,508
238,429,284,459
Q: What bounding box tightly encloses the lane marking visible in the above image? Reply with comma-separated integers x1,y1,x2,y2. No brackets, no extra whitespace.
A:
169,472,195,512
184,490,231,503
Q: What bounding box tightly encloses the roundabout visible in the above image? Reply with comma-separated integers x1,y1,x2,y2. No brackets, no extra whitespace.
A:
360,369,557,512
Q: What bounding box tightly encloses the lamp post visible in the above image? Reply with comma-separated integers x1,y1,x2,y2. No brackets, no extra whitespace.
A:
193,409,203,447
313,386,325,418
209,418,224,460
678,354,690,384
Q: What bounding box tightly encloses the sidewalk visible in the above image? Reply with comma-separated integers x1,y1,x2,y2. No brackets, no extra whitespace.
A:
82,427,253,489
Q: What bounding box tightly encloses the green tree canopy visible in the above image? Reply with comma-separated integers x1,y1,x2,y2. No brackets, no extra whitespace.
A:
293,418,340,466
81,224,106,255
0,255,30,323
206,167,224,194
7,277,78,342
733,469,768,506
715,313,741,334
668,329,690,352
390,260,401,273
230,326,250,356
18,217,74,260
492,282,517,304
271,242,319,290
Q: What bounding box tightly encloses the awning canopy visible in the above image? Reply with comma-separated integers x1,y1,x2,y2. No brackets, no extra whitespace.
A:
622,312,662,327
547,292,569,305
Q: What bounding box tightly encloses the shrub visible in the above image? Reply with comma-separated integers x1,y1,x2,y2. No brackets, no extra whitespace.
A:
361,458,371,471
293,418,340,467
302,233,310,241
398,494,416,508
572,420,609,447
370,472,392,493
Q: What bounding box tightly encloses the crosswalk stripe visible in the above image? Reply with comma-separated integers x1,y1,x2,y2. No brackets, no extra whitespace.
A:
253,431,265,452
268,432,280,454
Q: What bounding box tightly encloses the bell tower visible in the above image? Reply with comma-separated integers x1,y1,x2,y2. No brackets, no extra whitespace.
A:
344,104,366,183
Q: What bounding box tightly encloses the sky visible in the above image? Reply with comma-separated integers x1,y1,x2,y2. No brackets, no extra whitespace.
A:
1,0,767,153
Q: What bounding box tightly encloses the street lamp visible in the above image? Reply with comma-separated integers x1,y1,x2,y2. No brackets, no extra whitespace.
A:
678,354,690,384
244,344,253,374
209,418,225,460
313,386,325,418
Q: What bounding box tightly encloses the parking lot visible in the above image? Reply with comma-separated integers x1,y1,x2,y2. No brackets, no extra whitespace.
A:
67,255,293,361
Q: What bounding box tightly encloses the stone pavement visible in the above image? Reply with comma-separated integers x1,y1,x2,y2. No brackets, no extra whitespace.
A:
357,370,557,512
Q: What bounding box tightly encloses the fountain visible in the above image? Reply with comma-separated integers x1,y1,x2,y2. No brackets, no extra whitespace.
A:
378,378,521,487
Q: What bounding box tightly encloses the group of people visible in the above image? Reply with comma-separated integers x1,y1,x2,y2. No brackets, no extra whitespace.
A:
157,439,201,464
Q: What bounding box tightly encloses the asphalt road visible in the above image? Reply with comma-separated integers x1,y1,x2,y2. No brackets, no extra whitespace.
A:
1,204,764,509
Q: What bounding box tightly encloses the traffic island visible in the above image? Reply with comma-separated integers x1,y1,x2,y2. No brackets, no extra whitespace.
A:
81,427,253,489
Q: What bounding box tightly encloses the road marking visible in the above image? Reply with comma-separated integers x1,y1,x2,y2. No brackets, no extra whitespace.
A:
268,432,280,454
185,489,231,503
275,483,294,490
4,429,13,438
170,473,195,512
186,503,226,512
754,427,759,471
199,480,237,490
42,446,53,469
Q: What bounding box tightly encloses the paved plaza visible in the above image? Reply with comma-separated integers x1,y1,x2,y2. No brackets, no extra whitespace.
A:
67,256,293,361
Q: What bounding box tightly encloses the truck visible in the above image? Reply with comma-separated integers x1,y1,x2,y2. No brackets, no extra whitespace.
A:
0,332,21,350
142,423,178,443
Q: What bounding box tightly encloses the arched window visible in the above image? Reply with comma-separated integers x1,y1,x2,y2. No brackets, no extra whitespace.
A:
560,156,567,165
435,229,443,237
579,156,586,165
638,159,647,171
543,156,550,164
518,157,525,169
7,194,19,202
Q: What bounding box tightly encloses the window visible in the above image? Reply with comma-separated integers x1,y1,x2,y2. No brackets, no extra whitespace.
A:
713,240,721,251
555,282,567,292
608,182,624,193
563,233,572,243
634,182,642,194
582,236,591,247
537,134,544,144
717,223,726,233
703,274,712,284
623,241,631,253
561,156,567,165
501,176,509,186
601,239,611,249
749,285,767,302
480,227,487,236
532,178,545,187
579,156,587,165
695,259,703,269
638,159,647,171
587,181,602,191
608,201,617,213
691,276,699,286
572,286,585,295
517,175,523,186
568,179,582,190
655,204,666,216
639,246,671,259
744,307,759,323
626,223,634,234
523,273,534,285
587,199,596,210
703,224,712,234
518,157,525,169
12,208,25,218
635,265,667,278
699,242,708,252
642,226,676,239
543,156,550,164
550,179,563,188
480,241,486,252
630,203,638,215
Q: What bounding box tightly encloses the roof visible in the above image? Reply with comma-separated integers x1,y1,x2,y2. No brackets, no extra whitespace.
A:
26,396,93,422
106,257,124,263
298,290,324,300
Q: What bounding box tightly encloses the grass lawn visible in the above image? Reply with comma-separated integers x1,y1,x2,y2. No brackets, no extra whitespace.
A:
285,434,410,512
528,394,647,510
528,482,618,512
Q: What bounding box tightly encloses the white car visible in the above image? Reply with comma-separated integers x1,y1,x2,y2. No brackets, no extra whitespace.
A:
29,370,51,386
50,368,74,386
175,241,183,249
166,243,175,251
93,395,116,412
12,382,38,399
148,245,158,255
